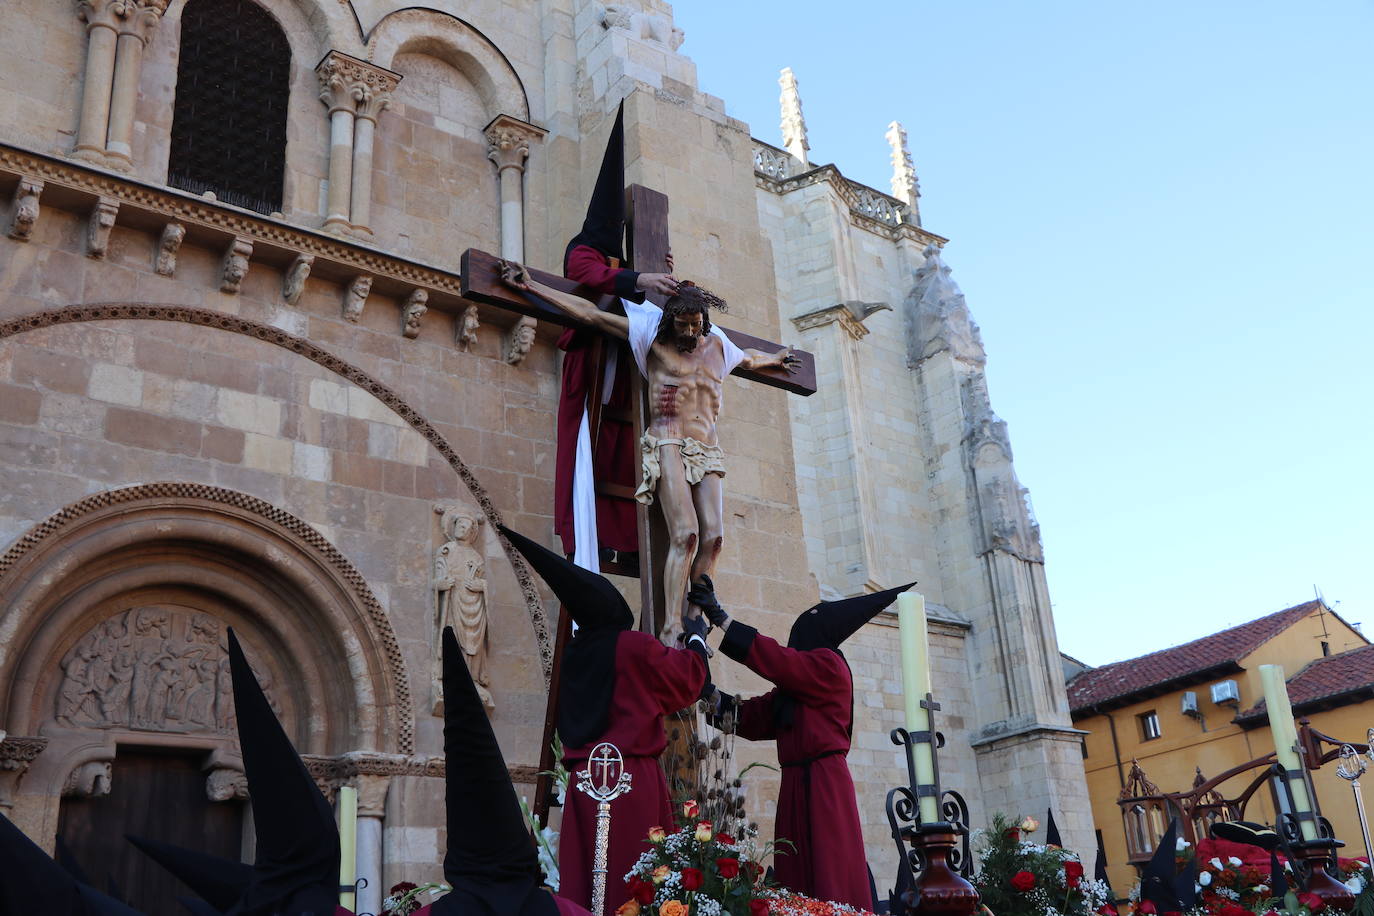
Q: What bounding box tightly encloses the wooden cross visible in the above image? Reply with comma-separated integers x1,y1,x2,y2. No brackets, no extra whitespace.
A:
460,184,817,820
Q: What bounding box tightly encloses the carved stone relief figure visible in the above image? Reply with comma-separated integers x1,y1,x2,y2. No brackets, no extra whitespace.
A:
64,760,113,797
9,177,43,241
155,222,185,276
87,198,118,259
504,316,536,365
283,253,315,305
343,274,372,322
433,506,492,713
401,288,428,338
221,237,253,293
53,607,272,735
456,304,480,352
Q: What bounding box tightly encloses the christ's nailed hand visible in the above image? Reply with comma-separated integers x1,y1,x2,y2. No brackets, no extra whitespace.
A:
498,259,531,290
778,347,802,374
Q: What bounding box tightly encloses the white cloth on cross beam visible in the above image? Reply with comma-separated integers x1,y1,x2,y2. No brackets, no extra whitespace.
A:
568,298,745,574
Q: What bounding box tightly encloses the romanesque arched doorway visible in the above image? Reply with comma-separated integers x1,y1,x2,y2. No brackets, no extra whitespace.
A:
0,484,412,911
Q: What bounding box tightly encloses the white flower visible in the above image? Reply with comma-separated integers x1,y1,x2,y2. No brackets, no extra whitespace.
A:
1228,856,1243,867
1199,872,1213,887
1347,875,1365,895
1210,857,1225,870
1218,888,1241,901
1177,837,1192,851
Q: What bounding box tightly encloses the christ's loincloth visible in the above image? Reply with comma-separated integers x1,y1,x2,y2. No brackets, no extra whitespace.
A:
634,430,726,505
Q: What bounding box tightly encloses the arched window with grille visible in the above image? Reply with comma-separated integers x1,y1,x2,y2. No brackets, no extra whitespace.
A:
169,0,291,214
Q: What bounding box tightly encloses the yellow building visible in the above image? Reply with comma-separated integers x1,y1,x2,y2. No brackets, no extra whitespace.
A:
1066,600,1372,893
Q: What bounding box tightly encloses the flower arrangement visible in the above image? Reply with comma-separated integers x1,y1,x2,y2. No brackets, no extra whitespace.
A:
618,800,777,916
973,813,1111,916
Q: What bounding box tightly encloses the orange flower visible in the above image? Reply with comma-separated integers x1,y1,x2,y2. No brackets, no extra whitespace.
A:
695,820,713,842
660,900,688,916
652,865,671,885
615,902,640,916
647,826,667,843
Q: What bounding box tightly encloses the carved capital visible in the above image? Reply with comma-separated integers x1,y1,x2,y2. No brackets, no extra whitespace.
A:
316,51,401,118
0,736,48,809
9,177,43,241
483,115,545,174
64,759,114,797
221,236,253,293
155,221,185,276
112,0,169,42
401,288,428,338
77,0,122,33
791,301,890,341
283,253,315,306
206,766,248,801
87,196,119,259
342,274,372,322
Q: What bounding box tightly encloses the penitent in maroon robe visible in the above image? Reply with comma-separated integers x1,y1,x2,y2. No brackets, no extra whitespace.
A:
560,630,706,916
731,632,872,910
553,244,640,557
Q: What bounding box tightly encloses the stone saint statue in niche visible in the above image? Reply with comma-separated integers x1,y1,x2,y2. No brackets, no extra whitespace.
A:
499,261,800,643
434,505,493,712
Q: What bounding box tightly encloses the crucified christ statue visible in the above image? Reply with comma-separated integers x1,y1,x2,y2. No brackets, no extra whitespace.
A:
499,260,801,642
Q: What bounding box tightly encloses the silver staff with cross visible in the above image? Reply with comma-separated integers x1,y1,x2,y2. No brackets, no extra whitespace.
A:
1334,733,1374,866
576,741,634,915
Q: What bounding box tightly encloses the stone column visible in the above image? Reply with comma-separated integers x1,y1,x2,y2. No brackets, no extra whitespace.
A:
104,0,168,166
484,115,546,365
346,753,403,916
75,0,121,160
316,51,401,235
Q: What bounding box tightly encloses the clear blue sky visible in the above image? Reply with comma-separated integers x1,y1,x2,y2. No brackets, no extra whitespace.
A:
673,1,1374,666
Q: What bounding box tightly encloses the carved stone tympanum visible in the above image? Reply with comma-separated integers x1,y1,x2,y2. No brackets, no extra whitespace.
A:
53,607,275,735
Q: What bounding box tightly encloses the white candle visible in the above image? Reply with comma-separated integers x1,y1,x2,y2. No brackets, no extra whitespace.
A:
1259,664,1317,841
898,592,940,824
337,785,359,909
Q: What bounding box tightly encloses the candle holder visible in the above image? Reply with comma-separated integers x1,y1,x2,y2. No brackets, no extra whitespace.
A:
1273,765,1355,913
886,694,980,916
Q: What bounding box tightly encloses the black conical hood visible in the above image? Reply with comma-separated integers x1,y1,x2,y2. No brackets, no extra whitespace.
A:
1045,808,1063,847
787,582,916,651
1139,819,1182,913
126,834,252,912
498,525,633,631
499,525,633,749
565,101,627,266
225,629,341,916
1094,843,1109,886
1211,820,1281,851
432,627,555,916
0,812,145,915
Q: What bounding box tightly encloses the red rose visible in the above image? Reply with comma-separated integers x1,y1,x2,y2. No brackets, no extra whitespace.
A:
750,901,771,916
681,868,704,891
1065,860,1084,889
1138,901,1157,915
625,877,654,905
717,857,740,879
1299,892,1326,913
1221,904,1251,916
716,832,736,845
1011,870,1036,892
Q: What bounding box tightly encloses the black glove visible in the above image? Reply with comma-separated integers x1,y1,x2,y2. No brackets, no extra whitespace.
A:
687,574,728,627
682,613,709,642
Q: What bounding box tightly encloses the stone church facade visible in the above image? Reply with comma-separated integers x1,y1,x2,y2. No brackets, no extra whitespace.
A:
0,0,1090,909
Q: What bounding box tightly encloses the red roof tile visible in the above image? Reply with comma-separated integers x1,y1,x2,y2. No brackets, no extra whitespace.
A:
1066,601,1322,714
1236,643,1374,723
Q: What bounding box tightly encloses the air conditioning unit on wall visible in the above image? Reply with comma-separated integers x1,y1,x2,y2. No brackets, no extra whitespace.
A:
1181,691,1200,717
1212,680,1240,706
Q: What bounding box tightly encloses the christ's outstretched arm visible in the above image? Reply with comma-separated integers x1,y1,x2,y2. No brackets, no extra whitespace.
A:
499,260,630,340
738,344,802,374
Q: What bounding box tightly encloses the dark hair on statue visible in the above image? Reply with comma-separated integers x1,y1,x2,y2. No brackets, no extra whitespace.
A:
655,281,728,342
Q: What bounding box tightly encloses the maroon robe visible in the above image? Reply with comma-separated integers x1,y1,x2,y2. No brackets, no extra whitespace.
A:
559,630,706,916
733,633,872,910
554,244,639,556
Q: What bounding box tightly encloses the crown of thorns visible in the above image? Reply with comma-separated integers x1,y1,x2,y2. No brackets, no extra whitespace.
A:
668,280,728,313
